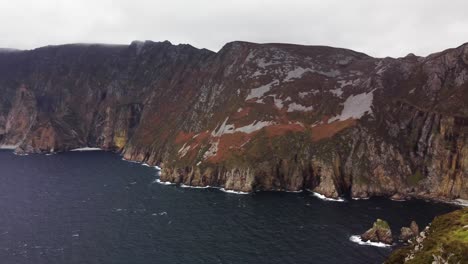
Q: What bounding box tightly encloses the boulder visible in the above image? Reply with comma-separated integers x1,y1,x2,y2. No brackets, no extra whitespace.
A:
410,221,419,236
361,219,393,245
399,227,414,241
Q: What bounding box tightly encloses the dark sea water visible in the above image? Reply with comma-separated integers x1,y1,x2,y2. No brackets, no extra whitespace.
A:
0,150,458,264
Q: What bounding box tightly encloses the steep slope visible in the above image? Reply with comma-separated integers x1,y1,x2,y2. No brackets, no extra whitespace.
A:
385,208,468,264
0,40,467,201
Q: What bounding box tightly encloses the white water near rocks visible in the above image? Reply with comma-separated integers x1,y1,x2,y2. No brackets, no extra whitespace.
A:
0,150,458,264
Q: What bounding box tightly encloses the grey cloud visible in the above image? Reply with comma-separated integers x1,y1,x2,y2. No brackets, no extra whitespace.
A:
1,0,468,57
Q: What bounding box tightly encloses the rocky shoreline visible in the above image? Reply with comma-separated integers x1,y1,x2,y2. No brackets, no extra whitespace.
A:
0,40,467,204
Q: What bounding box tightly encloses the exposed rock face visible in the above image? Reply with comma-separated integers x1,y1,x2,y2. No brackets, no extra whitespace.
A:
0,40,467,200
361,219,393,245
386,208,468,264
399,221,420,241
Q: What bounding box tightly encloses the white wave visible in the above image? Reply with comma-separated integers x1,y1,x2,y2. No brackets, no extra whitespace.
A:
352,197,370,200
121,157,140,163
349,235,392,248
70,147,102,152
153,179,175,185
311,192,345,202
0,144,18,150
220,188,250,195
286,190,303,193
13,152,29,156
180,184,211,189
453,199,468,207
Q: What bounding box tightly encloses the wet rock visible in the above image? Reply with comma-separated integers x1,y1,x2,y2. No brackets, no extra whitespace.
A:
361,219,393,245
410,221,419,237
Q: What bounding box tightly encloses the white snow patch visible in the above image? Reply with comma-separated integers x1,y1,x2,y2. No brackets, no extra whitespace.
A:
246,80,279,100
349,235,392,248
328,91,374,123
212,119,274,137
178,143,192,158
234,121,274,134
284,67,311,82
299,90,319,98
203,141,219,159
330,88,344,97
287,103,314,112
251,70,265,78
311,192,345,202
409,88,416,94
70,147,102,152
212,117,235,137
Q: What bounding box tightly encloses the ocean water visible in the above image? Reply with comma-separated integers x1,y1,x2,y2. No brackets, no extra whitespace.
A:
0,150,457,264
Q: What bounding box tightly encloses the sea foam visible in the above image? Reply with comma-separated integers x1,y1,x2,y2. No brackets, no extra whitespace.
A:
311,192,345,202
349,235,392,248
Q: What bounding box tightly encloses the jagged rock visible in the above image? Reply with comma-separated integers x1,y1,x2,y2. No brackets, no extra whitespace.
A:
399,220,420,241
361,219,393,245
399,227,414,241
410,221,419,237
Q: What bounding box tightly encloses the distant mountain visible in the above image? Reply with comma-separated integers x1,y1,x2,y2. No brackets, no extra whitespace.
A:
0,40,467,201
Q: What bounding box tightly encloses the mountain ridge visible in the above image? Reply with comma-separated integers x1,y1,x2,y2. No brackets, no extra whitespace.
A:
0,40,467,202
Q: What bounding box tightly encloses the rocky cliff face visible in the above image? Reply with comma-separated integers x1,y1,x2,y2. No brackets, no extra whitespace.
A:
0,40,467,201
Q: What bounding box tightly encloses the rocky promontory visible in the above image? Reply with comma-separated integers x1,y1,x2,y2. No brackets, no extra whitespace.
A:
386,208,468,264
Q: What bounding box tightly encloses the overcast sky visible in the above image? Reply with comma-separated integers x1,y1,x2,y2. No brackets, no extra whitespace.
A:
1,0,467,57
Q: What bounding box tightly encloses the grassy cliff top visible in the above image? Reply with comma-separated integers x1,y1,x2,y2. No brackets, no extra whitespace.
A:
386,208,468,264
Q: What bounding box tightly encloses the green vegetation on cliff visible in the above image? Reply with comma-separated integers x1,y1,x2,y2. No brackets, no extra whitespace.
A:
385,208,468,264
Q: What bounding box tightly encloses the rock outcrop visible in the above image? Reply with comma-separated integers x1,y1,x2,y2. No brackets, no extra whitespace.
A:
399,221,419,241
361,219,394,245
0,40,467,201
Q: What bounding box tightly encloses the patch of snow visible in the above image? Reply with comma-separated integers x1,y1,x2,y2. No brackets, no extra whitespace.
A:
328,91,374,123
212,119,275,137
237,108,243,112
330,88,344,97
284,67,311,82
273,96,284,109
287,103,314,112
234,121,274,134
252,70,265,78
311,192,346,202
409,88,416,94
70,147,102,152
212,118,235,137
178,143,192,158
349,235,392,247
299,90,320,98
203,141,219,159
337,80,354,88
246,80,279,100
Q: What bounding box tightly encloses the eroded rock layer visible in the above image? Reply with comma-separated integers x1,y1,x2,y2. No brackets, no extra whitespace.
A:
0,40,467,200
